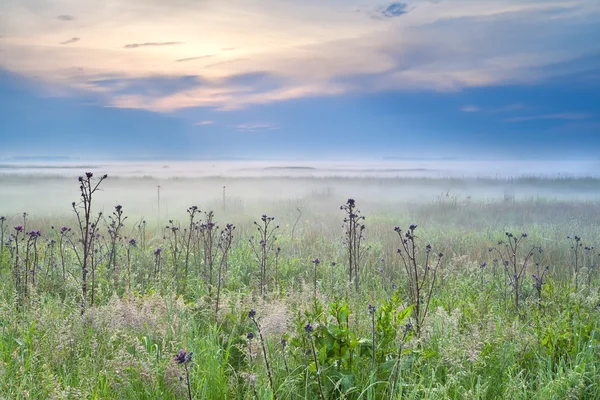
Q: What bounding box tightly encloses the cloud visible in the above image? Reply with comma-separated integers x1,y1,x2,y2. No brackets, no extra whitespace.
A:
380,2,409,18
124,42,183,49
505,113,591,122
176,55,214,62
57,15,75,21
461,105,480,112
1,0,598,113
60,37,79,45
195,120,214,125
236,123,280,132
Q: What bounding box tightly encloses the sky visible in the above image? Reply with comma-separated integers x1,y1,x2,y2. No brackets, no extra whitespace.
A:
0,0,599,160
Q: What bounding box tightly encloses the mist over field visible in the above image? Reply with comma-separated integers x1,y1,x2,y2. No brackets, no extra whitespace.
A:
2,159,600,219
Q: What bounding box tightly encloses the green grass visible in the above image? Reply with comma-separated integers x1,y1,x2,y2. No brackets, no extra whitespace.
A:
1,176,600,399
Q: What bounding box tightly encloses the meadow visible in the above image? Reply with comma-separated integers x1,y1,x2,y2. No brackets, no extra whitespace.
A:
1,167,600,399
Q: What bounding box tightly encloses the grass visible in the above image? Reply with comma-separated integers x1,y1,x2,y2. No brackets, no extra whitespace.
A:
1,174,600,399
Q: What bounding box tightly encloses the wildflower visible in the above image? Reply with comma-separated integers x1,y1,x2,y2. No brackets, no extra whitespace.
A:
129,238,137,246
312,258,320,265
480,261,487,268
248,309,256,318
280,338,287,348
115,205,122,212
521,233,528,238
304,323,314,334
247,332,255,340
85,172,93,178
425,243,432,253
409,224,417,231
28,230,41,237
14,225,23,232
331,261,336,266
368,304,376,315
394,226,400,232
347,198,355,207
174,349,193,365
154,248,162,256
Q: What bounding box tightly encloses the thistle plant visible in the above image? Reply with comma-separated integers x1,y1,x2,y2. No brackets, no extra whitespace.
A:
25,230,41,288
72,172,107,312
251,214,279,295
174,349,193,400
568,235,583,290
275,246,281,292
215,223,234,315
394,224,443,335
107,204,127,292
56,226,71,282
12,224,23,302
312,257,320,300
165,220,181,292
154,247,162,282
489,232,542,312
182,206,199,295
199,211,218,293
340,199,365,291
126,238,136,291
246,332,259,399
0,216,6,258
305,322,325,400
368,304,376,369
248,309,276,399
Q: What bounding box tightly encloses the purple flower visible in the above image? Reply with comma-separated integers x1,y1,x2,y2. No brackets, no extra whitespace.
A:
409,224,417,231
312,258,320,265
346,199,355,207
174,349,193,365
480,261,487,268
247,332,255,340
393,226,400,232
331,261,336,266
304,323,313,334
28,230,41,238
154,248,162,256
248,309,256,318
280,338,287,348
14,225,23,232
61,226,70,233
115,205,122,212
129,238,137,246
368,304,376,315
85,172,93,179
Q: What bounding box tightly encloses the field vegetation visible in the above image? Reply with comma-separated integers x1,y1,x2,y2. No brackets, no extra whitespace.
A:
1,171,600,399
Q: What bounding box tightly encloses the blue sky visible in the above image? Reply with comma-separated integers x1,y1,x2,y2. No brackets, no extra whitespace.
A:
0,0,599,160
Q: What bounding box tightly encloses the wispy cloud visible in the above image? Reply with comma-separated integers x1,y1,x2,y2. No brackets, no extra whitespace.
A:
506,113,591,122
1,0,598,113
461,105,480,112
176,55,214,62
380,3,409,18
236,123,280,132
124,42,183,49
195,120,214,125
57,15,75,21
60,37,79,45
